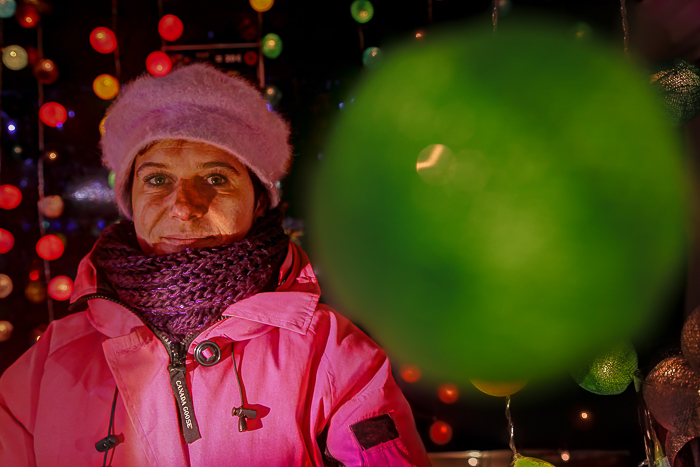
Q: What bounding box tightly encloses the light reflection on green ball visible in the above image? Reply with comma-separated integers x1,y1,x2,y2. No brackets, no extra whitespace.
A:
309,20,688,382
362,47,383,69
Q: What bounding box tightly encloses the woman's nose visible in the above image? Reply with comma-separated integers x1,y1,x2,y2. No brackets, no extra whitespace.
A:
169,178,210,220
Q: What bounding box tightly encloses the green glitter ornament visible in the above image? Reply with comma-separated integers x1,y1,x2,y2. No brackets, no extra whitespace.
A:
510,454,556,467
350,0,373,24
108,171,116,189
571,342,638,395
309,20,688,382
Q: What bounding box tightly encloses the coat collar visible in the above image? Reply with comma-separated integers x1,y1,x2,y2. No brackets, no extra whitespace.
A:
69,241,321,339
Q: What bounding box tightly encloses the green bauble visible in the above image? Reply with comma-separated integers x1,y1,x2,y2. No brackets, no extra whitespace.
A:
571,342,638,395
309,19,688,382
262,33,282,59
350,0,373,23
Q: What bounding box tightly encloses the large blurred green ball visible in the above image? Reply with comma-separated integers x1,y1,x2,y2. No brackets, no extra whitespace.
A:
570,341,638,395
309,20,688,382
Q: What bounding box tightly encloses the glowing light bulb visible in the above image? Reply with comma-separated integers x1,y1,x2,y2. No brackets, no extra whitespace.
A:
2,45,28,70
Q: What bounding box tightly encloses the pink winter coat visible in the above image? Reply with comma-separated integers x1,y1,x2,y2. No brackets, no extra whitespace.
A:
0,242,431,466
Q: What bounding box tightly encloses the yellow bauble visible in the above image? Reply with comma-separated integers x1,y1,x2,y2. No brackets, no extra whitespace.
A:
93,74,119,100
250,0,273,12
470,379,527,397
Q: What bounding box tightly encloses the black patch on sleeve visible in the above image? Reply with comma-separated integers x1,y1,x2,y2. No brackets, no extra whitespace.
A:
317,424,346,466
350,414,400,450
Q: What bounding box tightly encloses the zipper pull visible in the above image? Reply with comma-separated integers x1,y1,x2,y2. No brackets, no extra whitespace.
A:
168,363,202,443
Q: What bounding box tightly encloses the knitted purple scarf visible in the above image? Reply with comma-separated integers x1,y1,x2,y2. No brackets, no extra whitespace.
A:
93,209,289,343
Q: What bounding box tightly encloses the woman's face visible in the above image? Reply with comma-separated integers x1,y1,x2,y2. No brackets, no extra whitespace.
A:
131,140,265,255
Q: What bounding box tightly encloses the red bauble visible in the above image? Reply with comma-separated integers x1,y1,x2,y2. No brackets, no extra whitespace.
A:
400,364,422,383
429,421,453,445
16,5,39,28
90,27,117,54
48,276,73,301
25,46,39,66
36,235,64,260
158,15,183,41
39,102,67,127
437,383,459,404
146,51,172,77
0,229,14,254
0,185,22,210
34,59,59,84
244,50,258,66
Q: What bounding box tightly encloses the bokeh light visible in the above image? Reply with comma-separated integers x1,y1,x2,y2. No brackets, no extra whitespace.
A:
39,102,67,127
244,50,258,66
350,0,374,23
93,74,120,100
362,46,382,69
263,84,282,106
146,51,172,77
512,455,557,467
0,320,13,342
262,33,282,59
250,0,274,13
0,185,22,209
158,14,183,41
99,116,107,135
89,27,117,54
2,45,28,70
108,171,116,189
572,22,592,41
0,228,14,253
38,195,64,218
400,364,422,383
0,0,16,19
16,4,38,28
34,58,59,84
429,420,452,445
437,383,459,404
36,234,64,260
48,276,73,301
309,21,688,382
0,274,13,298
25,282,46,304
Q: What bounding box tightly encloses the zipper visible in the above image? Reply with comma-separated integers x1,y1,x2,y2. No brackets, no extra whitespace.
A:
73,293,203,443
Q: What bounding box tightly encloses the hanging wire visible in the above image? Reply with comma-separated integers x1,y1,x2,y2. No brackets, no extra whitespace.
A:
428,0,433,24
112,0,121,80
505,395,517,458
358,25,365,52
620,0,630,53
157,0,165,51
492,0,499,33
36,24,55,323
0,18,4,185
257,11,265,88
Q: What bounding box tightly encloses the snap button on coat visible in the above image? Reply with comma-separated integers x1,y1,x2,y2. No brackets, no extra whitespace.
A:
193,340,221,367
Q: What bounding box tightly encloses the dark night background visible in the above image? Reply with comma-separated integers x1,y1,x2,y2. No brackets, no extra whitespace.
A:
0,0,692,463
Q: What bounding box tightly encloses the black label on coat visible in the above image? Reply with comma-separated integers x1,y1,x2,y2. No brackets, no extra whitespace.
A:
169,364,202,444
350,414,399,450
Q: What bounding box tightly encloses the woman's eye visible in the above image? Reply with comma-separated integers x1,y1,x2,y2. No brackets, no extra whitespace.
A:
206,175,227,185
146,175,169,186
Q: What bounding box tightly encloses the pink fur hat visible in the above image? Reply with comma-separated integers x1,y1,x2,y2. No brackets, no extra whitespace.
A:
100,63,291,218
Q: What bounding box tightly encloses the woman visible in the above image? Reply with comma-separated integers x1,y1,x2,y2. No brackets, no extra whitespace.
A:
0,64,430,466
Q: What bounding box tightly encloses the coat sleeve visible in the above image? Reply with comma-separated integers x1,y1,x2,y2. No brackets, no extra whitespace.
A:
0,322,57,466
313,307,431,467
